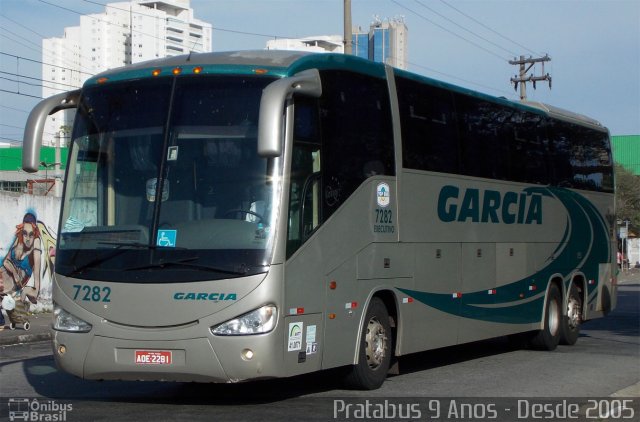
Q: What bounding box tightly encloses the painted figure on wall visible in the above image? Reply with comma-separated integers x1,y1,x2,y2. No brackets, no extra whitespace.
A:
0,213,43,304
1,211,57,328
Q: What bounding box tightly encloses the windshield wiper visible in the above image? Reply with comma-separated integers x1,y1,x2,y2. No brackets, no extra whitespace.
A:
123,257,250,276
68,242,185,276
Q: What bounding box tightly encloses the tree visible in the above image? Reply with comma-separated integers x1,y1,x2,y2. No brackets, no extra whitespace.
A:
59,125,73,148
615,164,640,228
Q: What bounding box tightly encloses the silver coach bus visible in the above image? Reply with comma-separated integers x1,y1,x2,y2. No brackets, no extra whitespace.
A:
22,51,616,389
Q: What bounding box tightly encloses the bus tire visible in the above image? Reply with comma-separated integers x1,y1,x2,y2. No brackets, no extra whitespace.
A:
530,283,561,351
344,297,392,390
560,284,582,345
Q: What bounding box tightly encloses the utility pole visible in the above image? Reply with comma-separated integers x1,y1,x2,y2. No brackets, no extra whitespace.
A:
344,0,352,55
54,131,62,197
509,54,551,101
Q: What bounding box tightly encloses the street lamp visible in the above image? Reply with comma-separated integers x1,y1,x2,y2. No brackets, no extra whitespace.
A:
40,161,60,180
40,161,62,196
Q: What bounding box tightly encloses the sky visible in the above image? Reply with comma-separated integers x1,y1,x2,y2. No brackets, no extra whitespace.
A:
0,0,639,146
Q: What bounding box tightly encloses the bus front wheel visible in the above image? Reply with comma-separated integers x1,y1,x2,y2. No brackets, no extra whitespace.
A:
344,297,392,390
530,283,561,351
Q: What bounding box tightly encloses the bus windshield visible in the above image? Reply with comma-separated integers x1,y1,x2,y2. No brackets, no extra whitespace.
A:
58,75,279,282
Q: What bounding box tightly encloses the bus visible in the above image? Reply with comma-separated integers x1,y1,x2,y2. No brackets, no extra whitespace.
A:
22,51,616,390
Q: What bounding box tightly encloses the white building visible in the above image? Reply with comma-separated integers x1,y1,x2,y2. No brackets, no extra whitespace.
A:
266,35,344,53
41,0,212,146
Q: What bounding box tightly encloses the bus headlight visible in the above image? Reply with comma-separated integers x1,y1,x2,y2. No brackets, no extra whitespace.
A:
211,305,277,336
53,305,92,332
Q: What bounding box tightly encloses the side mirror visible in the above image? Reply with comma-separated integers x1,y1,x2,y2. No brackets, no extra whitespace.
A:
257,69,322,157
22,90,80,173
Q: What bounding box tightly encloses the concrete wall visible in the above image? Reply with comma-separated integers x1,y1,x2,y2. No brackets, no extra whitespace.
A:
0,192,61,313
627,237,640,268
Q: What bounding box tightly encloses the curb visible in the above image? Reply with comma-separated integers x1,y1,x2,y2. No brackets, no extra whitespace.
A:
0,312,53,346
0,330,52,346
611,381,640,397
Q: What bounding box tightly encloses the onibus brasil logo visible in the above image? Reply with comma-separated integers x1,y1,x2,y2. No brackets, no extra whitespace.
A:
7,398,73,421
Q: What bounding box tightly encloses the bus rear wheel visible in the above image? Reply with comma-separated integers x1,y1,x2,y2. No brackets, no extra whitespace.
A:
530,283,561,351
344,297,392,390
560,284,582,345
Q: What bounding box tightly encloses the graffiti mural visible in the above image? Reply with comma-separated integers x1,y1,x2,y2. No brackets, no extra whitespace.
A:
0,210,56,322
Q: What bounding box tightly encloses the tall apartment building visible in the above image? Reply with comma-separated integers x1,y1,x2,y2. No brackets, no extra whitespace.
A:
41,0,212,146
265,18,408,70
353,18,408,70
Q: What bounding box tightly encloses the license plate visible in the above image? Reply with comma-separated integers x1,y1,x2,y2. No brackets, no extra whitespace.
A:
134,350,172,365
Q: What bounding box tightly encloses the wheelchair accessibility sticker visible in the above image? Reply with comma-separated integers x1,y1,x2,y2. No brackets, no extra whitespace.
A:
157,230,177,247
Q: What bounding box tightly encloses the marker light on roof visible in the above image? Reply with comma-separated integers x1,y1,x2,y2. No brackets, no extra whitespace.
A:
254,68,268,75
97,77,108,84
172,67,182,75
193,66,203,74
152,69,161,77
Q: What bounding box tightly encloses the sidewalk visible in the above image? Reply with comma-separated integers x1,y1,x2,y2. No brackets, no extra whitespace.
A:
1,270,638,347
618,266,640,284
0,311,52,346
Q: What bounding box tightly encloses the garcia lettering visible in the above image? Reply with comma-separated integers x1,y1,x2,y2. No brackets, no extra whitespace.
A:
437,185,542,224
173,292,237,301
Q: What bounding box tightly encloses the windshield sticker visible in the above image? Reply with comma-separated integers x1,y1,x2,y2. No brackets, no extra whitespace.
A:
156,230,177,247
167,146,179,161
146,178,169,202
288,322,303,352
376,182,390,207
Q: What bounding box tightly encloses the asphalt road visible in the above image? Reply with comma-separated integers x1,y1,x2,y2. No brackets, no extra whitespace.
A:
1,283,638,421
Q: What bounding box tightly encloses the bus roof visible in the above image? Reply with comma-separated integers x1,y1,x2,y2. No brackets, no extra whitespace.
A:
522,101,606,131
85,50,314,84
85,50,607,131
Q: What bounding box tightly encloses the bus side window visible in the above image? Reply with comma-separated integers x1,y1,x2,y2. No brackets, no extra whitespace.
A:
287,98,322,258
318,70,394,220
395,75,459,173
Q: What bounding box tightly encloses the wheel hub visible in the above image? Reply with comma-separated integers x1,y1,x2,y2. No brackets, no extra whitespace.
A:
548,299,560,336
567,296,581,330
365,317,387,370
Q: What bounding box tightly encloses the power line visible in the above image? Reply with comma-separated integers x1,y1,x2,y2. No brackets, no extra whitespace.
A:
0,13,99,76
78,0,292,39
39,0,287,51
391,0,507,61
0,123,25,130
0,123,57,138
438,0,544,57
0,105,29,114
383,51,514,98
413,0,519,57
0,51,94,76
0,71,82,90
0,18,48,52
0,88,43,100
0,136,23,143
37,0,178,50
0,75,78,93
0,30,43,59
405,60,514,98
